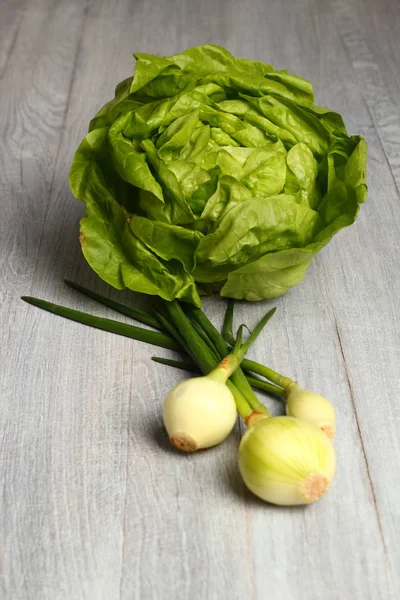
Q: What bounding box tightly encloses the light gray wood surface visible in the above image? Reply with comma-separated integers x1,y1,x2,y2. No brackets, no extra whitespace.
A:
1,0,399,598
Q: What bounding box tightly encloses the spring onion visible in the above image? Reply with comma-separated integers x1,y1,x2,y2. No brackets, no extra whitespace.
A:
238,416,336,505
160,301,278,451
22,284,338,505
163,360,238,452
285,384,336,438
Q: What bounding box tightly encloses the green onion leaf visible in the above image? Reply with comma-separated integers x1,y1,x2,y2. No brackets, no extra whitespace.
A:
64,279,161,329
222,299,236,346
21,296,180,351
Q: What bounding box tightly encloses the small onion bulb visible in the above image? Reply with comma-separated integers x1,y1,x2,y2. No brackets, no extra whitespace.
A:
163,375,237,452
286,385,336,438
238,416,336,506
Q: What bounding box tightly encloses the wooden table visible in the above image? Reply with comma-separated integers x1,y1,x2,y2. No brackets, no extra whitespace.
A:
1,0,399,598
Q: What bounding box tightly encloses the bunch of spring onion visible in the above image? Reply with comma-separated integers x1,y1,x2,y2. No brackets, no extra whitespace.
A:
22,282,336,506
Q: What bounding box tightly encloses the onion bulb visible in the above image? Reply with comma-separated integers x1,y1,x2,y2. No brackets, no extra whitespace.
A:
286,384,336,438
163,373,237,452
238,416,336,505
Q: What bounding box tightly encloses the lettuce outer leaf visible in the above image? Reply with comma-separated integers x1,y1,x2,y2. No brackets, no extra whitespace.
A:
69,45,367,304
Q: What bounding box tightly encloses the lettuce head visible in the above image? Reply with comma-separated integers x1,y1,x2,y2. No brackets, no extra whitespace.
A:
70,44,367,306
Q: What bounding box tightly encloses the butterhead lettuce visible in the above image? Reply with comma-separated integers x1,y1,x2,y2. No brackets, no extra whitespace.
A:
70,45,367,305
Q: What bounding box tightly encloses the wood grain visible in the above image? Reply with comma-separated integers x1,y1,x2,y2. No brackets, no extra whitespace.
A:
0,1,26,79
333,0,400,194
1,0,399,598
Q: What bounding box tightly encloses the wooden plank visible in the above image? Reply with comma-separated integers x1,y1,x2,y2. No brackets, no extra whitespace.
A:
326,0,400,590
331,0,400,192
1,0,399,598
218,0,399,597
0,1,94,598
23,2,252,598
355,0,400,100
0,1,26,78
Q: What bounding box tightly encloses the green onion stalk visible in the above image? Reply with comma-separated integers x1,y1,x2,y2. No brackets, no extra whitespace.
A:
222,299,336,437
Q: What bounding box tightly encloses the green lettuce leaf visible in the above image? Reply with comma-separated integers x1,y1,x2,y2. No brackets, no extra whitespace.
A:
69,45,367,304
